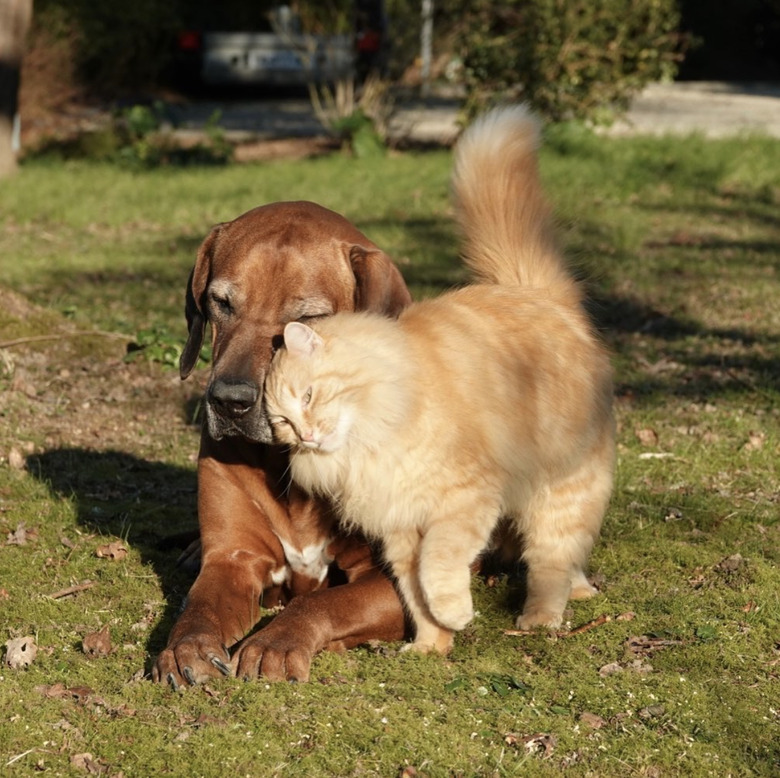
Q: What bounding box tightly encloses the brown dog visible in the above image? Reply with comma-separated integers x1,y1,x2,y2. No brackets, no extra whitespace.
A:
152,201,410,685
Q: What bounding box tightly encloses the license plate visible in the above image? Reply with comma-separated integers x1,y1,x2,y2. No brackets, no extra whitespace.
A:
251,50,302,71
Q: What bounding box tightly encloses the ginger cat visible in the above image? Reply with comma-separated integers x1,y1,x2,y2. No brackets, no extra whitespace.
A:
264,105,615,653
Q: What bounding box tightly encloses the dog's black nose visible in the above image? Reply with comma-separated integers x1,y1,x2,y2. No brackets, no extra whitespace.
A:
208,379,259,418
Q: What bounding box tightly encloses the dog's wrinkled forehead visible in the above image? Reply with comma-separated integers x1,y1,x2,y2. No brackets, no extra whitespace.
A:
284,295,335,322
208,276,335,323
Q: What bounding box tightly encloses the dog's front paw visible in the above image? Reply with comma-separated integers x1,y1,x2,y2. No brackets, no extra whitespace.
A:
233,632,316,683
152,634,232,689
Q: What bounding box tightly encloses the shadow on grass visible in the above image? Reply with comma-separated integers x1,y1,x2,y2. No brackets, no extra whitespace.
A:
21,242,202,332
358,215,465,293
587,289,780,402
391,214,780,404
639,190,780,236
25,447,198,667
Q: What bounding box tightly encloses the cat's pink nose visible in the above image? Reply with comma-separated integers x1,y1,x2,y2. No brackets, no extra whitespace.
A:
299,429,320,450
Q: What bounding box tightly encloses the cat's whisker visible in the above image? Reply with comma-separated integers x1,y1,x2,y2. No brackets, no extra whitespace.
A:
279,455,295,496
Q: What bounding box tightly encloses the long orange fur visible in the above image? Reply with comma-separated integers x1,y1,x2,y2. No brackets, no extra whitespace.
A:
265,105,615,653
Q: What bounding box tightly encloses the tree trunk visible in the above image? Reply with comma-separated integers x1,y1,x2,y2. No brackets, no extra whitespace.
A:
0,0,33,177
420,0,433,97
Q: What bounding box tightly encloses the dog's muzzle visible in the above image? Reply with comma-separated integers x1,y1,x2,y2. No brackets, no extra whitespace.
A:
205,378,273,443
208,378,259,418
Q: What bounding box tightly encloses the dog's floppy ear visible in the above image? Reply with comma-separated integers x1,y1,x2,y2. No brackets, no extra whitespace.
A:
349,245,412,317
180,224,224,379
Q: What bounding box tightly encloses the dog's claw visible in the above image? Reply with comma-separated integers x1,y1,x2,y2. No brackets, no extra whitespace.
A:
183,666,197,686
167,673,180,692
211,656,231,676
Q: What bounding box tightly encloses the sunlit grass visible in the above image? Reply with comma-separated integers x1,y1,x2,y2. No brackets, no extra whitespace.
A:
1,129,778,775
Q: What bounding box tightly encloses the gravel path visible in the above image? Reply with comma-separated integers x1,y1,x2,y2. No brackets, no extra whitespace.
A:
159,80,780,148
605,81,780,138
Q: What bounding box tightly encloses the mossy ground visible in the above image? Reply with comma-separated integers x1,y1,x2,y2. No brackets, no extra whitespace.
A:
1,129,778,776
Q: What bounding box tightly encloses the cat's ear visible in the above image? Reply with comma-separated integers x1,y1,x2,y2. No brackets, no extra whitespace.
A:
284,322,323,357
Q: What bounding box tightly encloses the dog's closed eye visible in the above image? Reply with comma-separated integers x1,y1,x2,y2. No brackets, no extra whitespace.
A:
209,293,233,316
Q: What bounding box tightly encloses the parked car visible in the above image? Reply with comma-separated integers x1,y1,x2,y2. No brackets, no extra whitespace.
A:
174,5,356,89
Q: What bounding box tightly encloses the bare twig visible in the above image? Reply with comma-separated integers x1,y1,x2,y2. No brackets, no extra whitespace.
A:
725,368,774,401
5,748,39,767
503,612,635,639
564,614,612,635
0,331,129,349
49,581,95,599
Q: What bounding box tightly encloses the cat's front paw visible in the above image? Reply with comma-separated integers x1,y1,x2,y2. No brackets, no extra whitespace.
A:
515,608,563,631
402,620,454,654
401,631,454,655
427,594,474,632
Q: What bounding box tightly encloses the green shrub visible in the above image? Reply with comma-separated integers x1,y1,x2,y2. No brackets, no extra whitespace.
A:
459,0,687,122
33,0,180,92
30,103,233,168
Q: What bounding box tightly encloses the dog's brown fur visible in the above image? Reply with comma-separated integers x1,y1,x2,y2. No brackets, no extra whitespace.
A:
152,201,410,685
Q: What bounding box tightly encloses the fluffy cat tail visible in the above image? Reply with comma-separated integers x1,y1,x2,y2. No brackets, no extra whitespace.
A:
451,105,579,300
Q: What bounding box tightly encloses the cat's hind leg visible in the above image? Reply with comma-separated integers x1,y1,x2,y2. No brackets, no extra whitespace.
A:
382,530,454,654
569,567,598,600
514,450,612,630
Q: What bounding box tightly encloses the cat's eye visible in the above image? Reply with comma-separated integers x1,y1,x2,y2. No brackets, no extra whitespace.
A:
302,387,312,407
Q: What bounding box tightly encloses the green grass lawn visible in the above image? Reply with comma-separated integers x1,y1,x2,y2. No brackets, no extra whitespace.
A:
0,126,778,776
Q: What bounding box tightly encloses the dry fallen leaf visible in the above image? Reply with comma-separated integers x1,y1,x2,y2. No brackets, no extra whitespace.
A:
6,523,38,546
743,431,765,451
95,541,128,561
627,658,654,674
504,732,557,757
635,427,659,447
36,683,105,707
82,625,112,658
130,603,157,633
36,682,69,699
523,733,557,758
715,553,746,573
638,704,665,720
4,636,37,669
598,662,624,677
579,711,606,729
8,447,25,470
70,752,105,775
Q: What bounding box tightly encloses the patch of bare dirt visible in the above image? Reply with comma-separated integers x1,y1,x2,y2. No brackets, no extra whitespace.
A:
0,287,42,321
0,287,204,469
233,136,340,163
